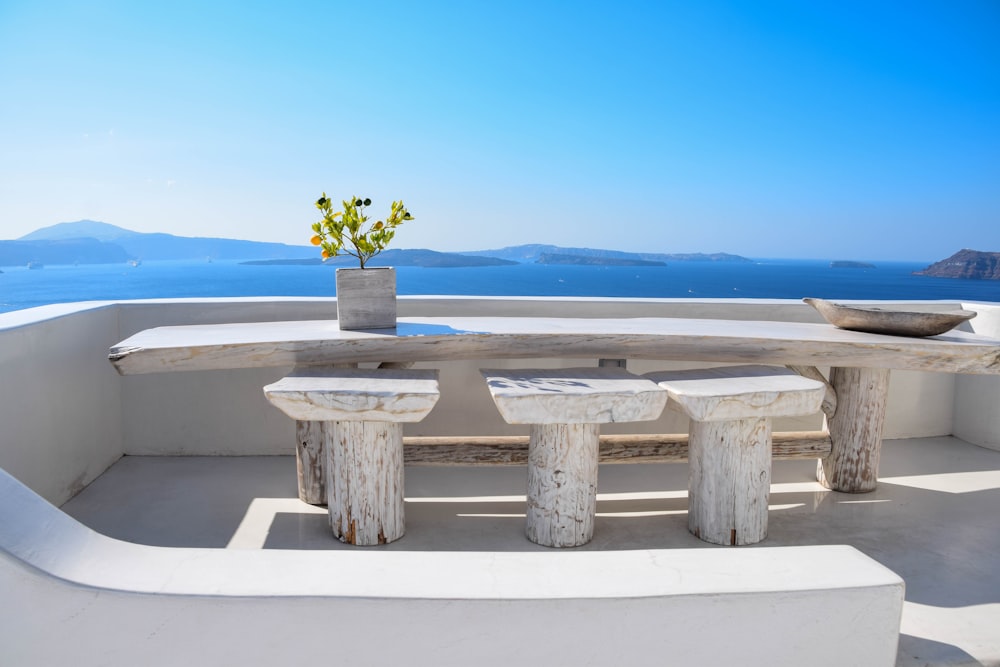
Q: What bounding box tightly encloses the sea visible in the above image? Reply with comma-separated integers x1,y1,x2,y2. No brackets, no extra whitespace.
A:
1,259,999,315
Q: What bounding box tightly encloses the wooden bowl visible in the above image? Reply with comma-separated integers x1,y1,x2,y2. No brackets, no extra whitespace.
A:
803,298,977,337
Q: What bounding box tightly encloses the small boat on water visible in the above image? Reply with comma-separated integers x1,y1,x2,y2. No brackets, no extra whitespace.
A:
27,261,44,270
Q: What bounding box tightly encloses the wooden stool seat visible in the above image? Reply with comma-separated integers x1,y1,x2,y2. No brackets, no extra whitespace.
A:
481,367,667,547
646,365,825,546
264,367,439,545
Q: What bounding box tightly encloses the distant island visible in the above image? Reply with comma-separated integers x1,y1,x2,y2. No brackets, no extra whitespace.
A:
536,253,666,267
461,243,751,264
5,220,314,266
830,260,876,269
243,249,517,268
0,236,132,266
2,220,755,268
914,249,1000,280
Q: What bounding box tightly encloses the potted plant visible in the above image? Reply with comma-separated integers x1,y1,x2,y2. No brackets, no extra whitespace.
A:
310,194,414,330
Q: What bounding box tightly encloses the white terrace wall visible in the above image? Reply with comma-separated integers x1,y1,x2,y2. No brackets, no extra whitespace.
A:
0,303,123,503
955,301,1000,450
1,297,995,504
0,462,904,667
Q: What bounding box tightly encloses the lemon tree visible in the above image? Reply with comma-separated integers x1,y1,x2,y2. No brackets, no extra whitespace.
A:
310,194,414,269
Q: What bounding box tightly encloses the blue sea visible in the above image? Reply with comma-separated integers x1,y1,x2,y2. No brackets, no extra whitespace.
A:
1,259,998,314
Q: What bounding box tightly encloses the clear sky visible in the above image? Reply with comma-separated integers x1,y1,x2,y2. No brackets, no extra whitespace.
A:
1,0,998,261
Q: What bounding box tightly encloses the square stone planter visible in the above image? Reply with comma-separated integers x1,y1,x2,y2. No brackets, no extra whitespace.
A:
335,267,397,330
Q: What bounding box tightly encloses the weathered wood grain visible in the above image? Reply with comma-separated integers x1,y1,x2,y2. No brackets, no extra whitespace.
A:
263,368,440,423
400,431,832,465
688,417,771,546
482,367,667,547
263,367,439,544
294,420,325,504
335,267,396,331
109,316,1000,376
481,367,667,425
646,365,826,422
291,363,354,505
651,365,827,545
786,365,838,418
526,423,600,548
327,420,405,545
818,367,890,493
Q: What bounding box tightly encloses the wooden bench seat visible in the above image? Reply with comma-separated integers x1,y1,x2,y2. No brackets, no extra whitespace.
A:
645,365,825,545
263,367,440,545
481,367,667,547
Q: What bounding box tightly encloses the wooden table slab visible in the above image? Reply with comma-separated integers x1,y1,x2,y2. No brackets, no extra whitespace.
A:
109,317,1000,376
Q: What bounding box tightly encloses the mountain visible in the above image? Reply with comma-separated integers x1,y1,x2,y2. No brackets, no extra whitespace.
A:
536,253,666,267
101,232,315,262
662,252,752,262
20,220,137,242
914,249,1000,280
0,237,131,266
5,220,751,268
461,244,751,264
5,220,315,265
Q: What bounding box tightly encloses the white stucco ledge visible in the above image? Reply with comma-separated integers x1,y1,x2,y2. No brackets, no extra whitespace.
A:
1,468,903,666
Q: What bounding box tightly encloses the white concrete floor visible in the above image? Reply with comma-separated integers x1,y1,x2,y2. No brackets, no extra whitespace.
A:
62,436,1000,667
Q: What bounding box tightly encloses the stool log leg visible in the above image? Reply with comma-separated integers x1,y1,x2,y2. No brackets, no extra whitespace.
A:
290,363,355,505
818,367,890,493
526,423,600,548
295,420,326,505
688,417,771,546
326,421,405,545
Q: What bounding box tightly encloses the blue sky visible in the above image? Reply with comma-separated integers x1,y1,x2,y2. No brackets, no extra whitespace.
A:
1,0,997,261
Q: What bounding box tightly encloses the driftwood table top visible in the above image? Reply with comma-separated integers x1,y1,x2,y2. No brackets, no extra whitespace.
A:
109,316,1000,376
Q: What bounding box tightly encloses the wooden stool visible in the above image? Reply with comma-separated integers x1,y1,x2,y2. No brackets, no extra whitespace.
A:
481,367,667,548
264,367,440,545
646,365,825,546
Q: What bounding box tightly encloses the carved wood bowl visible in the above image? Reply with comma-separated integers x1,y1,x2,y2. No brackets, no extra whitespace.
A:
803,298,977,337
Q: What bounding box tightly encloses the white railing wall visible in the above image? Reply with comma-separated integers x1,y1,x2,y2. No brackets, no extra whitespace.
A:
0,304,124,504
956,301,1000,448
